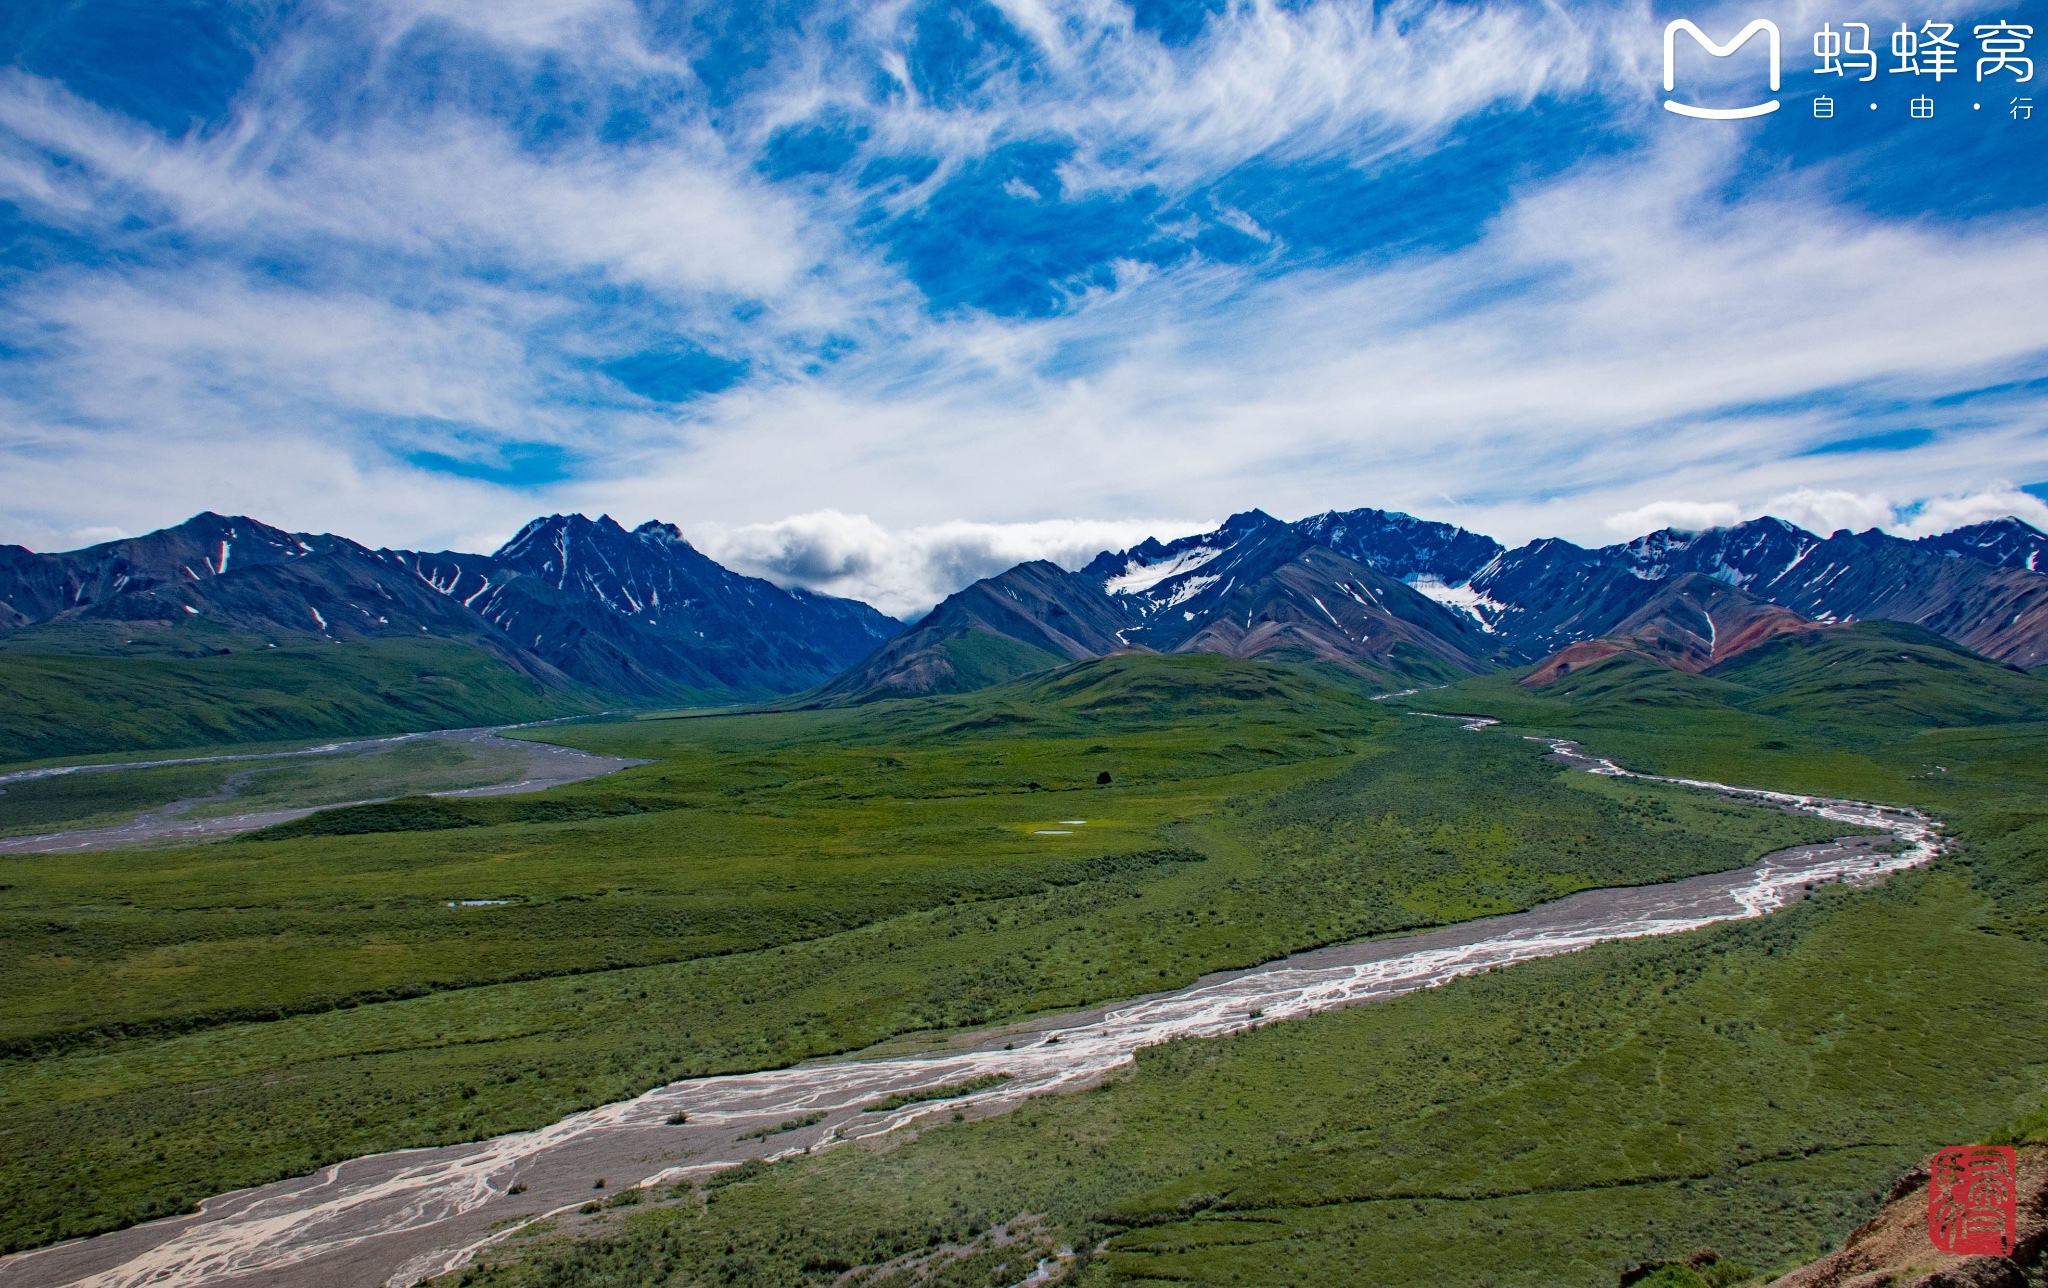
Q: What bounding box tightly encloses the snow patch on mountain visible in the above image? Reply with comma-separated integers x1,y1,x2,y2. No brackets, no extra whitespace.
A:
1104,547,1222,596
1157,574,1220,608
1403,575,1504,632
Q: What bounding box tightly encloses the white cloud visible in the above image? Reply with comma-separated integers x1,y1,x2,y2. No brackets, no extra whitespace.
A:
1592,486,2048,547
0,71,816,304
374,0,641,50
1756,488,1897,537
20,270,548,431
977,0,1603,192
1603,499,1743,534
1893,486,2048,538
0,0,2045,583
691,510,1205,619
586,124,2048,553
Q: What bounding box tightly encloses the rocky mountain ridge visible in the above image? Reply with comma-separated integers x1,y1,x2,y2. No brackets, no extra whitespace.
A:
818,509,1501,702
812,510,2048,703
0,512,900,702
5,508,2044,707
1462,516,2048,670
1517,575,1818,687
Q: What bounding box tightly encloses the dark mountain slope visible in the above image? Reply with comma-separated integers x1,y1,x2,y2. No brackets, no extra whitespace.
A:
1090,509,1486,673
71,544,514,643
0,529,596,700
0,513,903,711
492,515,897,667
1609,515,1816,584
382,552,741,700
0,549,39,632
394,515,899,701
1293,506,1504,582
822,514,1374,707
1916,515,2048,572
1520,575,1816,686
1450,515,2048,669
1600,519,2048,667
808,561,1131,703
818,512,1496,704
1732,527,2048,666
0,513,350,628
1082,510,1304,648
0,536,579,697
1172,545,1489,681
1464,539,1663,660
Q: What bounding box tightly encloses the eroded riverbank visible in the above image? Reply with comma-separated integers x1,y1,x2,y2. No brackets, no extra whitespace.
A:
0,726,644,854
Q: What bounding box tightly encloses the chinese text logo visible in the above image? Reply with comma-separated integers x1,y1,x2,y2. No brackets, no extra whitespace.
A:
1974,21,2035,79
1816,19,2032,82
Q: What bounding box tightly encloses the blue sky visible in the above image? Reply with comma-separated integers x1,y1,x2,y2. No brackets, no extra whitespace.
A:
2,0,2045,613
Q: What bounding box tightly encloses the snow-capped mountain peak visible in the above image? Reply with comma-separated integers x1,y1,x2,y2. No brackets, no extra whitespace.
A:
1918,516,2048,573
1084,510,1301,639
1295,507,1502,583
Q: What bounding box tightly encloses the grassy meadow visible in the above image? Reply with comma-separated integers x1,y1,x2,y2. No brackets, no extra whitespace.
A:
0,634,592,763
439,627,2048,1288
0,655,1843,1253
458,869,2046,1288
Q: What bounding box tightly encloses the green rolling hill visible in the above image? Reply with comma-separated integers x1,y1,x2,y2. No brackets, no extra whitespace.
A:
429,634,2048,1288
0,635,596,764
6,626,2048,1284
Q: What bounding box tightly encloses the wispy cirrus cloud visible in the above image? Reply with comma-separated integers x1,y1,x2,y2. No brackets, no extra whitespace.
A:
0,0,2041,591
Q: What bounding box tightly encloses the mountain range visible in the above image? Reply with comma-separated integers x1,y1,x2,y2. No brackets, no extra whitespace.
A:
0,511,899,703
814,508,2048,703
3,506,2045,718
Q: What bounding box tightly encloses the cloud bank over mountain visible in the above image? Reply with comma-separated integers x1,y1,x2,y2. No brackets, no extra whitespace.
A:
1,0,2043,566
692,511,1203,620
1605,486,2048,543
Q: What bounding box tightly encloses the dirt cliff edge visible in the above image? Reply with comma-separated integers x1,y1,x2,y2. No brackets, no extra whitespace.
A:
1766,1145,2046,1288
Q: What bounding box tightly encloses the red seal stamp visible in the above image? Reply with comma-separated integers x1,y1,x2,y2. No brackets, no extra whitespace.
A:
1927,1144,2018,1257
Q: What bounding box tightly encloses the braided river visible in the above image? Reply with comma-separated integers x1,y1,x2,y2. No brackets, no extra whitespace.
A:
0,729,1942,1288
